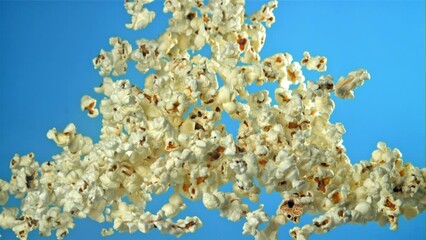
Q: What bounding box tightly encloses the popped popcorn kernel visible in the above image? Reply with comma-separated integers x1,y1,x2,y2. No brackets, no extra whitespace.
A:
124,0,156,30
301,51,327,72
335,69,370,99
101,228,114,236
81,95,99,118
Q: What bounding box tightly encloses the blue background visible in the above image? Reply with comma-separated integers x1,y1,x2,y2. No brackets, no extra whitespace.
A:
0,0,424,239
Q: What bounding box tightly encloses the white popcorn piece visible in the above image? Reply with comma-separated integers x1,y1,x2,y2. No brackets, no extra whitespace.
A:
124,0,156,30
110,37,133,76
289,225,315,240
94,77,115,96
218,193,249,222
80,95,99,118
301,51,327,72
0,207,19,229
46,123,76,147
250,0,278,28
0,180,9,205
101,228,114,236
335,69,370,99
93,37,133,77
93,50,113,76
161,194,186,218
243,205,269,239
285,62,305,84
202,192,224,210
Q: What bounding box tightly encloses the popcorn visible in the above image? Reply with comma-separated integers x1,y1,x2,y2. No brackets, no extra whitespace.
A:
285,62,305,84
0,1,424,240
301,51,327,72
202,192,224,210
219,193,249,222
93,50,113,76
80,95,99,118
101,228,114,236
277,192,313,224
250,0,278,28
335,69,370,99
0,207,19,229
243,205,269,238
0,179,10,205
124,0,156,30
161,193,186,218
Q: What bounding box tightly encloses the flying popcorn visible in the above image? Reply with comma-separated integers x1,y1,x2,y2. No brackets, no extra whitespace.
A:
0,0,424,240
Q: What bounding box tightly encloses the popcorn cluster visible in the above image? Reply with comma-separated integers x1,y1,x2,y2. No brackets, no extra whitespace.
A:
1,1,425,239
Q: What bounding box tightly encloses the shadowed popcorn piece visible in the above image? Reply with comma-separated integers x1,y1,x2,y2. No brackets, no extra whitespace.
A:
335,69,370,99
